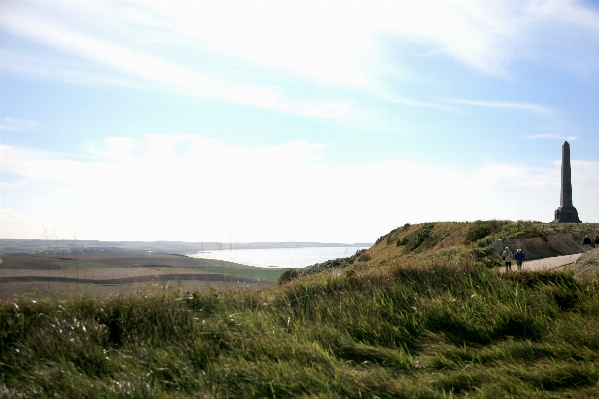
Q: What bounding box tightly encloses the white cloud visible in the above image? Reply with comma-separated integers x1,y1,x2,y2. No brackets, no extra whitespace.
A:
0,208,48,238
2,133,598,242
4,1,598,120
1,4,352,119
524,134,579,141
138,0,599,79
0,49,151,90
0,117,40,131
450,99,553,115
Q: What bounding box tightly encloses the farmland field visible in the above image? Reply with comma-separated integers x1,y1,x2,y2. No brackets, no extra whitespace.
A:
0,253,281,298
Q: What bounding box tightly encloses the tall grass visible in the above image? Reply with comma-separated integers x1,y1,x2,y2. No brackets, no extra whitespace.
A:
2,257,599,397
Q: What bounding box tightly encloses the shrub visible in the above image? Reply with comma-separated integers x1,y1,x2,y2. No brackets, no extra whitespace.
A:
464,220,505,243
470,246,494,259
351,249,366,260
358,253,372,262
398,223,435,252
385,228,401,245
384,224,410,246
498,220,548,241
278,268,299,284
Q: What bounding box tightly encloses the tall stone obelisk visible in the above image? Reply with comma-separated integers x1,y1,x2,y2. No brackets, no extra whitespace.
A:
553,141,581,223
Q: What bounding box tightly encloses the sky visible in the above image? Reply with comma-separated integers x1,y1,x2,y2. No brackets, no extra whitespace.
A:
1,1,598,244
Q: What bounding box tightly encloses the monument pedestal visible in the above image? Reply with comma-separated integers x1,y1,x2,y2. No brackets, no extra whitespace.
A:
554,206,581,223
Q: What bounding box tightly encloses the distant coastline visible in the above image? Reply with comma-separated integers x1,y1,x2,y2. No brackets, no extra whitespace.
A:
0,239,373,256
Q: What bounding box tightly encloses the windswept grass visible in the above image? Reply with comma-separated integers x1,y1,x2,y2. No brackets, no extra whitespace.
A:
2,257,599,398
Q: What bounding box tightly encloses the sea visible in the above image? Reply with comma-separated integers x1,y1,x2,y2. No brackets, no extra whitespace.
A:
189,246,370,269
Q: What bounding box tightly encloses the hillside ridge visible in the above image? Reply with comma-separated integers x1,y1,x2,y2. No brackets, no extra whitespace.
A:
301,220,598,276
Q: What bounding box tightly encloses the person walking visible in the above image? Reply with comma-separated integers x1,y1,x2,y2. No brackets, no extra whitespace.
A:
502,247,514,272
594,235,599,248
513,248,526,270
583,235,592,249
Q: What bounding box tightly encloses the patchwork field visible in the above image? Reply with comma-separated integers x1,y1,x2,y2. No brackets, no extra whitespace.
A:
0,253,282,298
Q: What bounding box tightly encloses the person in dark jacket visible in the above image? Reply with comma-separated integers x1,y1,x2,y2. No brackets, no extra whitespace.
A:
583,235,592,249
595,236,599,248
513,248,525,270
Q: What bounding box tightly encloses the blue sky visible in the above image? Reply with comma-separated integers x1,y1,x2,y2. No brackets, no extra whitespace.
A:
1,1,598,243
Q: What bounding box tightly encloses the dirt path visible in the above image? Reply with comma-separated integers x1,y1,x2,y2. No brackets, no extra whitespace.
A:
517,253,583,271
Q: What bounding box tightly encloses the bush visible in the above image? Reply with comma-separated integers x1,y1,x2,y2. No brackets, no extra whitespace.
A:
470,246,494,259
385,228,401,245
398,223,435,252
352,249,366,259
498,221,547,241
357,253,372,262
278,268,299,284
464,220,505,243
384,224,410,246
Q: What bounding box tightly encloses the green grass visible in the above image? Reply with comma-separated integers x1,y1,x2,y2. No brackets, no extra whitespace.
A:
3,254,599,398
200,267,284,283
60,262,107,269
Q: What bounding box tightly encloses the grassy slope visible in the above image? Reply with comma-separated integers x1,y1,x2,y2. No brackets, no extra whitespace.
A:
2,222,599,398
354,221,599,270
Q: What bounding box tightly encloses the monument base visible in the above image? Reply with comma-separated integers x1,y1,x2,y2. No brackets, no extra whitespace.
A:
554,206,581,223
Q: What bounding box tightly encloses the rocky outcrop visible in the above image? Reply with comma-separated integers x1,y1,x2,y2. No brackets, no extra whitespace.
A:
490,230,584,260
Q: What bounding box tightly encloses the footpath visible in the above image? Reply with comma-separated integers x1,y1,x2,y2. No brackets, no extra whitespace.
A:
521,253,583,271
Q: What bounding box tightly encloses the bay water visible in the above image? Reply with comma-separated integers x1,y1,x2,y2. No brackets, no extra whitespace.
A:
189,246,370,269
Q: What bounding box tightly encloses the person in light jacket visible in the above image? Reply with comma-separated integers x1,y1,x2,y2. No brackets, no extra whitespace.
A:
513,248,525,270
502,247,514,272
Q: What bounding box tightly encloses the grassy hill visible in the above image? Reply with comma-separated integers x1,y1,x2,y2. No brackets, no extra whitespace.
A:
300,220,598,275
2,221,599,398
